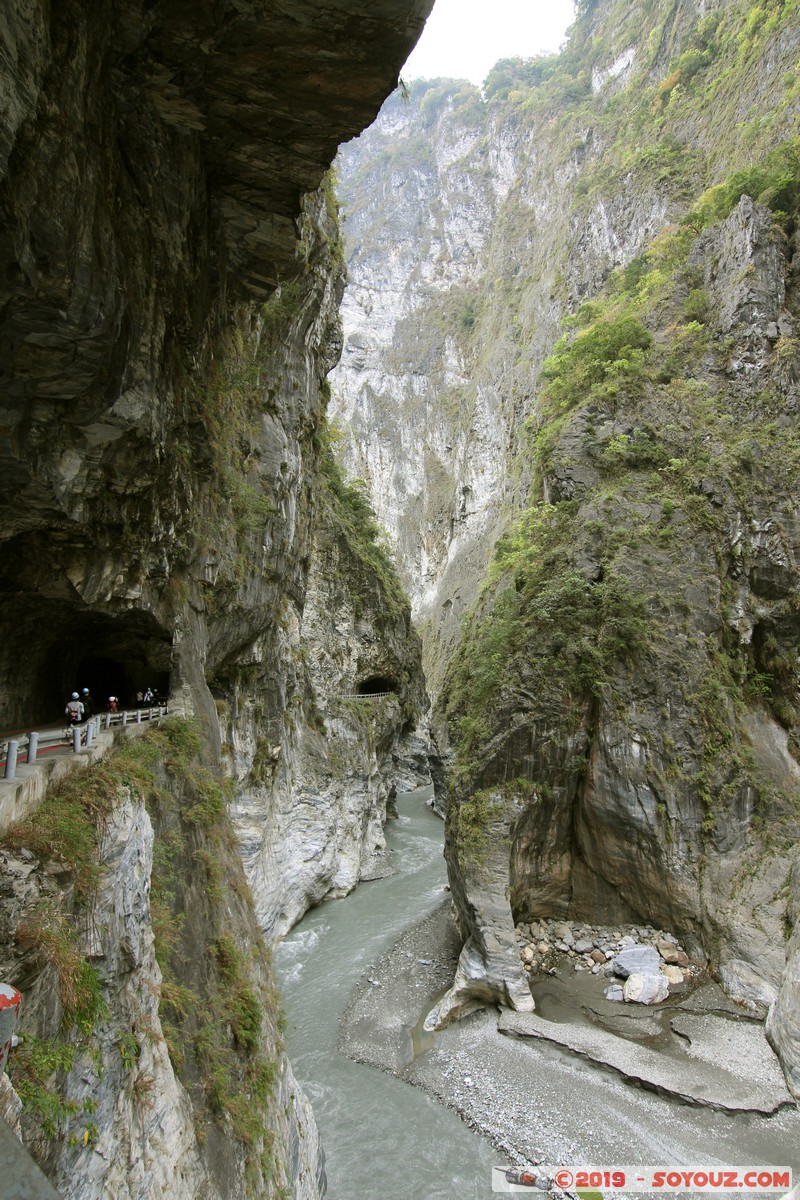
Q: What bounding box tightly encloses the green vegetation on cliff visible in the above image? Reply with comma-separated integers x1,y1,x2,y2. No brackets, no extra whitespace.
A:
318,419,410,622
2,723,283,1190
446,130,800,836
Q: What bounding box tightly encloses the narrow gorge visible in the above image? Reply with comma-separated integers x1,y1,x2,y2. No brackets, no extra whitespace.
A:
0,0,799,1197
332,0,800,1100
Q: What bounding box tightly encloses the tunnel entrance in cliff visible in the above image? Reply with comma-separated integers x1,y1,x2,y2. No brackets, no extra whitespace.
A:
38,612,172,720
0,524,175,728
0,605,174,729
356,675,398,696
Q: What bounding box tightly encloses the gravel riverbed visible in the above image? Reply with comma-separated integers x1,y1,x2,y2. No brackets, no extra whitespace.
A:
339,900,800,1193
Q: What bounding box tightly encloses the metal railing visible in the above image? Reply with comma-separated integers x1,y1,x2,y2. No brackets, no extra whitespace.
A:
337,692,396,701
1,706,169,780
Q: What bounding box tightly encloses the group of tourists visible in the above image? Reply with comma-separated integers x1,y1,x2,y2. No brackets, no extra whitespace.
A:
64,687,162,724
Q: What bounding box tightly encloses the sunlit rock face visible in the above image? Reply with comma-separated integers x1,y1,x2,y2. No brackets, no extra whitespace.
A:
331,3,800,1094
0,0,434,1194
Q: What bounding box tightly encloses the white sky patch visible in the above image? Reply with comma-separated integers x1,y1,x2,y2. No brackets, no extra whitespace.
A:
403,0,576,87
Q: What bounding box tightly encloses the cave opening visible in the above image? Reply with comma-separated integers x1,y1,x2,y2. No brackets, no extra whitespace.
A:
356,675,398,696
0,529,175,728
0,603,174,730
35,614,173,723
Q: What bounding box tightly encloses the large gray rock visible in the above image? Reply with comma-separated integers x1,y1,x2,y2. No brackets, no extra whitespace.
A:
719,959,779,1018
623,972,670,1005
613,945,661,979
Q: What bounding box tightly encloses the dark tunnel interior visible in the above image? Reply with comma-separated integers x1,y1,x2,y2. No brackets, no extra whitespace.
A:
0,599,173,730
356,675,399,696
39,615,172,721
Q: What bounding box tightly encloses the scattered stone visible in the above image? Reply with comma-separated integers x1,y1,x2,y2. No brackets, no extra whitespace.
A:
513,918,697,998
623,972,670,1005
605,984,624,1002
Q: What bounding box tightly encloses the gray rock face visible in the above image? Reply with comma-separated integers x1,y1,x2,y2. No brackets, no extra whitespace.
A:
225,498,427,940
332,2,800,1096
14,786,325,1200
767,860,800,1098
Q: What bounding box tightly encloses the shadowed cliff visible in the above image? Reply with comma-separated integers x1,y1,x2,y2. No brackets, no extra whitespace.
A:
0,2,432,1196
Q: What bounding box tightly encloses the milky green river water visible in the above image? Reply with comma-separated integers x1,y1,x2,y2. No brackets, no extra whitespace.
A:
273,788,498,1200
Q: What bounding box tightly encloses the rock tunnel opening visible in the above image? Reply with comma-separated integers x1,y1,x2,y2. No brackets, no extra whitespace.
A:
0,601,173,730
356,675,398,696
37,615,172,724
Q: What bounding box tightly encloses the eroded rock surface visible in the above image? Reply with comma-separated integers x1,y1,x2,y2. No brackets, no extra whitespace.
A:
0,0,434,1194
331,1,800,1099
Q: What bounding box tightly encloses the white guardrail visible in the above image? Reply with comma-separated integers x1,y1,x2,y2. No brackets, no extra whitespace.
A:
1,706,169,781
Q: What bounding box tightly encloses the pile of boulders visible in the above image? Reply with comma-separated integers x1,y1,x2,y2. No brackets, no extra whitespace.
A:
515,918,699,1006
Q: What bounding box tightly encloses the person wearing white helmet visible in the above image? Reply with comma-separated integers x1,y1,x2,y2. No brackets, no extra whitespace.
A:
65,692,84,725
80,687,94,718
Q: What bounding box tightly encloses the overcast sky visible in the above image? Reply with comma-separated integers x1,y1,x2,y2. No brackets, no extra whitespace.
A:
402,0,576,87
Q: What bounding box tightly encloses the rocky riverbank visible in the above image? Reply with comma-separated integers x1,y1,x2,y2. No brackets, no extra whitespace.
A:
340,902,800,1184
515,917,700,1006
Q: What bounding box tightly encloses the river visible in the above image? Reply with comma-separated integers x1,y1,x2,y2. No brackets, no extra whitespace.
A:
273,786,498,1200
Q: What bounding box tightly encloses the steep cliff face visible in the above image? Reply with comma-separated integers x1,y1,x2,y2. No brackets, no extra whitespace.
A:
0,0,432,733
332,0,800,1095
0,0,432,1193
332,0,800,697
331,81,509,693
1,724,324,1200
220,439,427,941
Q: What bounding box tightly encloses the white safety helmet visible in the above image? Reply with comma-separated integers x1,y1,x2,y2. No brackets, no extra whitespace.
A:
71,692,79,699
